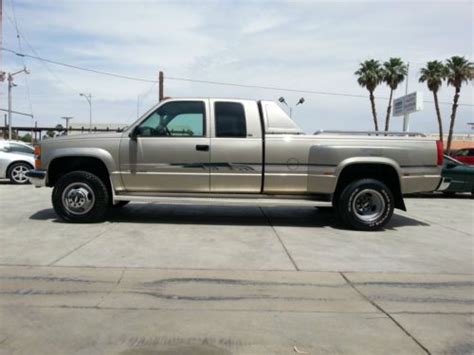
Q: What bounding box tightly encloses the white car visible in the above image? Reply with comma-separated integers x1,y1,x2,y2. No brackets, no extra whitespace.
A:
0,140,35,184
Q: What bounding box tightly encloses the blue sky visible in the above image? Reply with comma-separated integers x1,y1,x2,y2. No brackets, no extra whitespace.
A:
1,0,472,133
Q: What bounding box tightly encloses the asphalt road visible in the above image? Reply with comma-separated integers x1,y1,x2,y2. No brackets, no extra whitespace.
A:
0,181,472,354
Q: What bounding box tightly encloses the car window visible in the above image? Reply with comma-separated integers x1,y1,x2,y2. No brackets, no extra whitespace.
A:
136,101,205,137
455,149,468,157
468,149,474,157
215,102,247,138
9,143,34,154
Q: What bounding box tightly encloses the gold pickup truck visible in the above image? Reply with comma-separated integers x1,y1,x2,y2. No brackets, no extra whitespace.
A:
27,98,442,230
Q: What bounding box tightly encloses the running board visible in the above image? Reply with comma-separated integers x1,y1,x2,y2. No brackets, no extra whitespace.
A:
113,193,332,207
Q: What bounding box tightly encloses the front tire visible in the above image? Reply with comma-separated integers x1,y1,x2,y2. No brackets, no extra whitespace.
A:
8,162,32,184
335,178,394,231
52,171,110,223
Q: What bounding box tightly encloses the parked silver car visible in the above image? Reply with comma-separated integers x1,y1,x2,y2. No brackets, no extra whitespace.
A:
0,140,35,184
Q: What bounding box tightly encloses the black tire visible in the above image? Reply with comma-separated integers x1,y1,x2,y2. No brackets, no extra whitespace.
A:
335,178,394,231
111,201,129,208
52,171,110,223
7,162,32,184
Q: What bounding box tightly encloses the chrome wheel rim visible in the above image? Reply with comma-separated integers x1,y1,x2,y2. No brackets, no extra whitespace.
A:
352,189,385,222
62,182,95,215
11,164,30,183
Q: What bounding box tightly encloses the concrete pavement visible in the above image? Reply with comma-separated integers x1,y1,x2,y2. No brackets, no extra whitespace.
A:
0,182,473,354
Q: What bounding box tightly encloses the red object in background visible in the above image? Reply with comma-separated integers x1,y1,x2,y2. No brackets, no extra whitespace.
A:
451,148,474,165
436,141,443,165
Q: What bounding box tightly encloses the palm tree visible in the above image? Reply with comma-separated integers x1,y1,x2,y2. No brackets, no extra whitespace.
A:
355,60,384,131
445,56,473,154
419,61,447,143
382,58,408,131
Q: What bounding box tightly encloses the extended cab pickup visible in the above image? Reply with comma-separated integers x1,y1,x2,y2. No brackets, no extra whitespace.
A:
27,98,443,230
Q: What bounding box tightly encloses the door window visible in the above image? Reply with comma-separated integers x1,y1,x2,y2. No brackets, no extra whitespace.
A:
215,102,247,138
136,101,205,137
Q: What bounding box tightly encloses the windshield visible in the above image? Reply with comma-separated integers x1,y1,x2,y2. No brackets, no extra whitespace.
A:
444,155,464,166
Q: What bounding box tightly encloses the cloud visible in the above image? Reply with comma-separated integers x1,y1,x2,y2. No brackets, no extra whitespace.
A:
1,0,472,133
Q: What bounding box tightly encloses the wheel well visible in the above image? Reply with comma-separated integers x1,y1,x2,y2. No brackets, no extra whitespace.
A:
47,156,110,188
334,163,406,211
7,160,34,175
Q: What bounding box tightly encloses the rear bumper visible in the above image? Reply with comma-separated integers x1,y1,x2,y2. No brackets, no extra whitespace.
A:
26,170,47,187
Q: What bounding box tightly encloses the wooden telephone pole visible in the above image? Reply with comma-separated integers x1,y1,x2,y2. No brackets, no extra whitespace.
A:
158,71,164,102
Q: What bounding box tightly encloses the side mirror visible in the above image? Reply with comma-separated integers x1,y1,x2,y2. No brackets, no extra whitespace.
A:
129,126,138,140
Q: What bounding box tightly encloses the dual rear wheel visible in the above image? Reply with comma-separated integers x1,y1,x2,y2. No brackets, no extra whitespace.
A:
334,178,394,231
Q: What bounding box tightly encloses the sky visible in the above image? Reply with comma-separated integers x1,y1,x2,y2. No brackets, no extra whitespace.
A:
0,0,473,134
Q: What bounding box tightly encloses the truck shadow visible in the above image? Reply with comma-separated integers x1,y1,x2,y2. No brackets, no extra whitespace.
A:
30,205,429,230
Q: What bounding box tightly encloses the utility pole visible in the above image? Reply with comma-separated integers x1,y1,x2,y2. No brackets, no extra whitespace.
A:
61,116,73,135
0,0,3,87
159,71,164,102
7,67,29,140
8,75,13,140
79,93,92,132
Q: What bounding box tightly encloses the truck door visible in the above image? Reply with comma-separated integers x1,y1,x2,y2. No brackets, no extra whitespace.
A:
209,100,263,193
119,99,210,192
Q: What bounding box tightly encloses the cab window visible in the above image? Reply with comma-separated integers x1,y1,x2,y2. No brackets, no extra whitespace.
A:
136,101,205,137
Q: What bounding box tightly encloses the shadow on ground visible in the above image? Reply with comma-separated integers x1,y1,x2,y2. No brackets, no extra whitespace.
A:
407,192,472,200
29,204,429,230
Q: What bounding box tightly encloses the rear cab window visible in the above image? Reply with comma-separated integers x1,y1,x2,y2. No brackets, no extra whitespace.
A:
214,102,247,138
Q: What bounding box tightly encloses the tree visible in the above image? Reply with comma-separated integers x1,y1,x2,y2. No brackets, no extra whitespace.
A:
419,61,447,143
355,60,384,131
382,58,408,131
21,133,32,143
445,56,473,154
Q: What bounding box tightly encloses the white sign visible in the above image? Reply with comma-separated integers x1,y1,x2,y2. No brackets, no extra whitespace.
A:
393,91,423,117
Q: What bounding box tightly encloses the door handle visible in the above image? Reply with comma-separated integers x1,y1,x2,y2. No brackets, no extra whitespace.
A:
196,144,209,151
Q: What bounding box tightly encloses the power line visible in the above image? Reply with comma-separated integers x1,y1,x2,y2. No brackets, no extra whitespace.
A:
2,15,84,95
7,0,34,117
1,47,473,107
166,76,370,99
1,47,156,83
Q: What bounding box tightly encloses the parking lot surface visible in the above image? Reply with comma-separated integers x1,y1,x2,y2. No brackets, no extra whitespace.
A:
0,181,473,354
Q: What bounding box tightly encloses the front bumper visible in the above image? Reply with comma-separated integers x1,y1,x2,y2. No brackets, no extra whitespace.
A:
26,170,47,187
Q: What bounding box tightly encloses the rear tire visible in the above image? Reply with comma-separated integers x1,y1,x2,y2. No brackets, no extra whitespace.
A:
7,162,32,184
52,171,110,223
335,178,394,231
